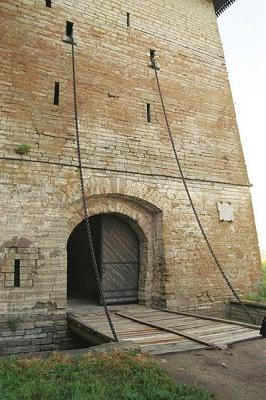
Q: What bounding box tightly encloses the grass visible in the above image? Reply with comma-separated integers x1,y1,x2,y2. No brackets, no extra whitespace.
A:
246,261,266,303
7,314,23,333
15,144,31,155
0,351,216,400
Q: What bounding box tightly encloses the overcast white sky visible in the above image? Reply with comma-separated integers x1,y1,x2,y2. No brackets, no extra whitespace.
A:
217,0,266,255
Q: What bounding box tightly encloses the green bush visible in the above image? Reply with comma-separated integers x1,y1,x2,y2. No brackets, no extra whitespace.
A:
0,352,216,400
246,262,266,303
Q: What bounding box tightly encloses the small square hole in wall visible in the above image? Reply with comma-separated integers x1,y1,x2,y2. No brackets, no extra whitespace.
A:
45,0,52,7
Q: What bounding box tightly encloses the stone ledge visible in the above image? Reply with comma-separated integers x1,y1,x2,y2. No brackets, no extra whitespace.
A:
230,300,266,310
230,300,266,325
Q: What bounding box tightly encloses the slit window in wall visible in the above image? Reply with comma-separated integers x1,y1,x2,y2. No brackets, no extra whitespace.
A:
14,259,20,287
146,103,151,123
66,21,74,39
150,49,156,62
54,82,60,105
46,0,52,7
126,12,130,27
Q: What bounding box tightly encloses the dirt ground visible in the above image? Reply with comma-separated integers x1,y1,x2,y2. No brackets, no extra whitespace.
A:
155,338,266,400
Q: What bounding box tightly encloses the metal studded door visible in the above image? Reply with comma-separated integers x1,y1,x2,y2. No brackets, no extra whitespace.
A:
100,214,140,304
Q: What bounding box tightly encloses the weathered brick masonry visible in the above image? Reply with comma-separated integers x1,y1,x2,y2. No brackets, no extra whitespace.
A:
0,0,261,353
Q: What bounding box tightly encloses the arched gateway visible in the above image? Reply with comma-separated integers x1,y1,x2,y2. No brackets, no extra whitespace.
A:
67,213,140,304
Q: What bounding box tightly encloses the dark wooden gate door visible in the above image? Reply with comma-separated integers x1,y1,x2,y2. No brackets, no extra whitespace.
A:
100,214,139,304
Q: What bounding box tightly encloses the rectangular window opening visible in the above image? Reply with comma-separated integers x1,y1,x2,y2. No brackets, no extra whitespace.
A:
147,103,151,123
66,21,74,39
150,49,156,61
54,81,60,105
126,12,130,27
14,259,20,288
46,0,52,7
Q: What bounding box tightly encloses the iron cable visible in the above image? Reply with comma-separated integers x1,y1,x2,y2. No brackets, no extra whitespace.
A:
70,36,118,341
153,66,257,325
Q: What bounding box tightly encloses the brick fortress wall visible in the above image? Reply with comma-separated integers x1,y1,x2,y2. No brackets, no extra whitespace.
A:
0,0,261,354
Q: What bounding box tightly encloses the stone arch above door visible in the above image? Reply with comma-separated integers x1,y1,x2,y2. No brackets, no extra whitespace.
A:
68,193,166,306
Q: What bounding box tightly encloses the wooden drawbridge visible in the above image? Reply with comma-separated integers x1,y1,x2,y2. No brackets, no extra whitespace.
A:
67,303,261,355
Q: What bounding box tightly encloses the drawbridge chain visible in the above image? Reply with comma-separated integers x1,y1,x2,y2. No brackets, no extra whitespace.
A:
152,65,257,325
70,35,118,341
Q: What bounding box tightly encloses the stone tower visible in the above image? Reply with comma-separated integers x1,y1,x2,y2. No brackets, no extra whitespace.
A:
0,0,261,354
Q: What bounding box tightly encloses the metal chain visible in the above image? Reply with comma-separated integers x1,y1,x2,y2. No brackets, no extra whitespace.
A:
153,66,257,325
70,37,118,341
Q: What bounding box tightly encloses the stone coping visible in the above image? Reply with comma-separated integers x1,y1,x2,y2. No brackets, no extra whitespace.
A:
230,299,266,310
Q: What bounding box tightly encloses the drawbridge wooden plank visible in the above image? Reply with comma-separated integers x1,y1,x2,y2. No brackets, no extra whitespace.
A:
130,314,215,329
74,314,181,344
153,308,260,330
69,314,204,354
125,308,261,344
136,316,221,331
127,311,243,334
68,305,261,355
119,310,237,335
142,341,207,355
122,334,183,345
205,329,261,344
68,316,115,345
115,312,226,350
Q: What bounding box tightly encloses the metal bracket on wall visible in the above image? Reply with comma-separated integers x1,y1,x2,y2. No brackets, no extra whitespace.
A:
62,34,77,45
